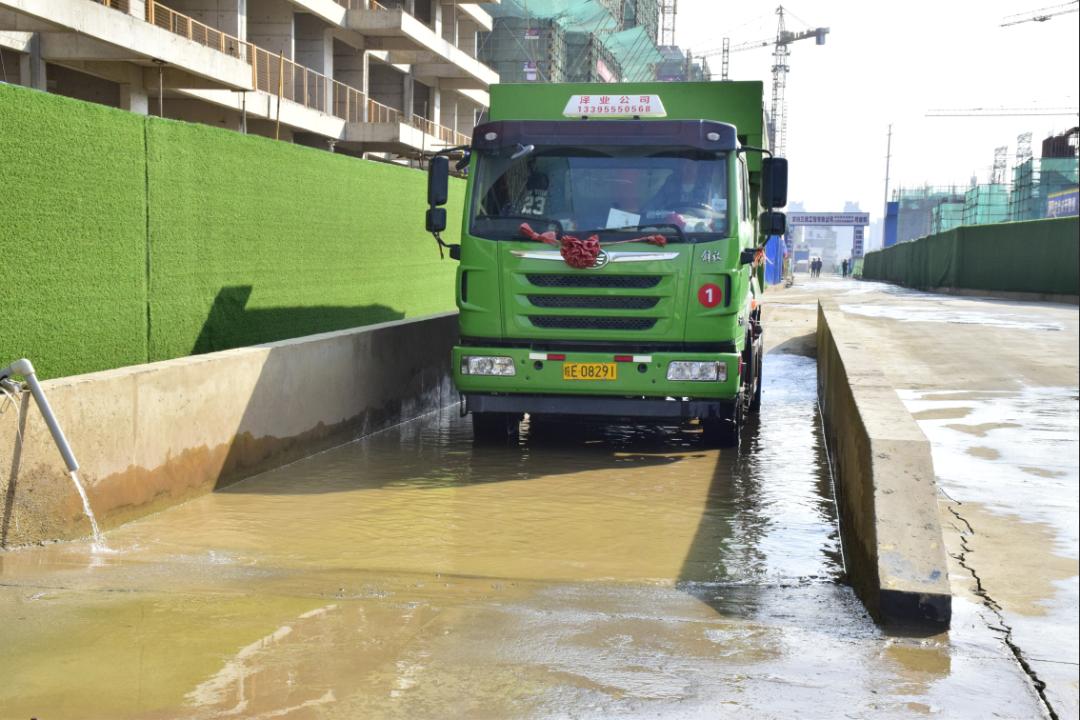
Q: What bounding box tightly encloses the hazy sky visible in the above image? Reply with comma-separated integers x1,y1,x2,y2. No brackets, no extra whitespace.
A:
675,0,1080,223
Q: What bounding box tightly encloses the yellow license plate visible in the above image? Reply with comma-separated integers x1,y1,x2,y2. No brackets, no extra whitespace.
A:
562,362,618,381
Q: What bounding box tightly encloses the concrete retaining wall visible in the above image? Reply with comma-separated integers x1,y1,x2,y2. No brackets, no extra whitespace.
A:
0,313,458,547
816,301,951,630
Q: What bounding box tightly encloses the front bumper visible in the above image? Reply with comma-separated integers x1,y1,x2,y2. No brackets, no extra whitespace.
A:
453,345,741,409
465,393,734,420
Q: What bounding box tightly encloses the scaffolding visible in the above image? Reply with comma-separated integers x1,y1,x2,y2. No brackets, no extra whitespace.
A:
963,184,1010,226
564,30,622,82
1010,157,1079,220
931,201,965,234
891,185,965,243
895,128,1078,240
481,0,671,83
478,17,567,83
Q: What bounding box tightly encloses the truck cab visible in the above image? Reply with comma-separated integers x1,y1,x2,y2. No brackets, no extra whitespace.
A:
426,82,787,445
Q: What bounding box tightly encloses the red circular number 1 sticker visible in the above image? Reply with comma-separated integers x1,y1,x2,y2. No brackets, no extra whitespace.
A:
698,283,723,308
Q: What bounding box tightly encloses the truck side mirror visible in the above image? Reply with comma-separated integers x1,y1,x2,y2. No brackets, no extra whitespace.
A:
760,211,786,237
428,156,449,206
426,208,447,233
761,157,788,208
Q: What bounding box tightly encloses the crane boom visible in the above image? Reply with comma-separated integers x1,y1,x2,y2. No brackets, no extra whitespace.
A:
927,106,1080,117
768,7,828,156
695,7,828,154
1000,0,1078,26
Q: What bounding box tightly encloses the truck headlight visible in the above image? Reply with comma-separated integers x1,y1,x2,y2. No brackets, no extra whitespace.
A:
667,361,727,382
461,355,517,376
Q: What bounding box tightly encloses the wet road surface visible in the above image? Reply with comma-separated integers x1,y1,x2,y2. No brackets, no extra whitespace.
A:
781,275,1080,719
0,276,1072,719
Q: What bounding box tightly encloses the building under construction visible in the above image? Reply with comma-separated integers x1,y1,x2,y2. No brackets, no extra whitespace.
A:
885,127,1079,246
478,0,705,84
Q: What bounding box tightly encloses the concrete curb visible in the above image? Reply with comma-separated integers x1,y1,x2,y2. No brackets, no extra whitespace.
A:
1,313,458,547
816,301,951,630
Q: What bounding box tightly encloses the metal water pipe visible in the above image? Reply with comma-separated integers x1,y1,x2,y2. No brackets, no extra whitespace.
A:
1,358,80,473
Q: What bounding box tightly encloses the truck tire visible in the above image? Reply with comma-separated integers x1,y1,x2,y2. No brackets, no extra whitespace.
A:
702,400,742,448
472,412,519,443
748,337,763,414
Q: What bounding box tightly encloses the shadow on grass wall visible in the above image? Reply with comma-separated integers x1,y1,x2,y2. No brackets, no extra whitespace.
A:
192,286,404,353
0,83,463,379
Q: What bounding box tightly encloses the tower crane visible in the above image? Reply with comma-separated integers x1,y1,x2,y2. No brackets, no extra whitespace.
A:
1000,0,1078,26
925,106,1079,117
697,6,828,157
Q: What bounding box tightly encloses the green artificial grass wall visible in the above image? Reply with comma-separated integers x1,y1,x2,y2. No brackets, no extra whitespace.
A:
0,83,148,379
145,118,462,360
1,84,462,379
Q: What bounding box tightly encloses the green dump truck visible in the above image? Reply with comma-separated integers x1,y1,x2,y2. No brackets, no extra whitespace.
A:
426,81,787,445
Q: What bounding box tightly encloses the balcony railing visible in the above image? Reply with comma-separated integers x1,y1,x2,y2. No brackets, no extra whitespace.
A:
93,0,131,13
251,46,368,123
367,98,401,125
88,0,468,141
332,0,389,9
409,115,470,147
146,1,252,62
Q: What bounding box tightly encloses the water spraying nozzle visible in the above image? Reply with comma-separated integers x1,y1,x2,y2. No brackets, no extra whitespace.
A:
1,358,35,380
2,357,80,473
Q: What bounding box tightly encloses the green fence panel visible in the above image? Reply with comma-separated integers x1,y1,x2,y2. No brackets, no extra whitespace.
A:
926,230,960,288
145,119,462,360
0,84,148,379
862,217,1078,295
956,218,1079,294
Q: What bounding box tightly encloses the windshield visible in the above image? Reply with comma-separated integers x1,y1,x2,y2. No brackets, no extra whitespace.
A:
470,147,729,242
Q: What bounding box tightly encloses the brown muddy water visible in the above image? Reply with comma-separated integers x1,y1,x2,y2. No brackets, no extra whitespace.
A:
0,354,1046,719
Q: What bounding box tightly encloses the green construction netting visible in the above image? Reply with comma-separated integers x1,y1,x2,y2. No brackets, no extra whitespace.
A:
963,184,1010,226
486,0,664,81
487,0,618,32
602,26,664,81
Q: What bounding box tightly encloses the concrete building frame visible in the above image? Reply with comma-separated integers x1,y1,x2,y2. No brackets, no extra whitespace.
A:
0,0,499,159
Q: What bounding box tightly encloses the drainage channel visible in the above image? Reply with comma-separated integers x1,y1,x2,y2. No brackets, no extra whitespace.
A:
0,353,1045,719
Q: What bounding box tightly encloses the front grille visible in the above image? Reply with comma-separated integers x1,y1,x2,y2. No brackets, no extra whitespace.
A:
529,316,659,331
526,274,662,289
528,295,660,310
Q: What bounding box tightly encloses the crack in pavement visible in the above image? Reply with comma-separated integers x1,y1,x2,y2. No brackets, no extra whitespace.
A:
945,502,1060,720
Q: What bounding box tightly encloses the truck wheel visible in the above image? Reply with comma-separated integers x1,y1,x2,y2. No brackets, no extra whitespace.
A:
749,341,763,413
472,412,519,443
702,401,742,448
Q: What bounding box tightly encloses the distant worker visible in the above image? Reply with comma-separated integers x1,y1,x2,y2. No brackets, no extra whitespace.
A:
841,258,849,278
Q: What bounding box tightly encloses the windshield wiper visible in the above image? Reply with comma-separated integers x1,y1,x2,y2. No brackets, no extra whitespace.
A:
578,223,687,243
632,223,687,243
478,215,565,236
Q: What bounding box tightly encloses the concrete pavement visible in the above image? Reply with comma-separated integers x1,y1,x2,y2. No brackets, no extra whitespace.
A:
766,274,1080,719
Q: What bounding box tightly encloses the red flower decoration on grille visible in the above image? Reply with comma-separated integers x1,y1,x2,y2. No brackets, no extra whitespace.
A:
519,223,666,269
